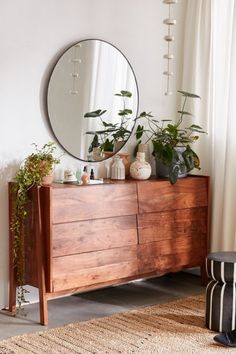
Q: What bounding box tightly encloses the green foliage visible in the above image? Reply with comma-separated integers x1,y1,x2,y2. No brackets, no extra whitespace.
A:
10,142,60,312
84,90,133,154
135,91,206,184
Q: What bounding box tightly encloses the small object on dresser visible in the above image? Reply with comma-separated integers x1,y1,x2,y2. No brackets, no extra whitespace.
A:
64,169,76,182
111,155,125,180
130,152,152,180
75,166,82,183
90,168,95,180
81,166,89,185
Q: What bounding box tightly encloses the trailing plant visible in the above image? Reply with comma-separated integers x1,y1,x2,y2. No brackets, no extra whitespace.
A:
84,90,133,154
10,142,60,313
134,90,206,184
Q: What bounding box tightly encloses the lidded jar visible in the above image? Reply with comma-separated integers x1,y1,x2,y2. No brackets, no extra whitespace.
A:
130,152,152,180
111,155,125,180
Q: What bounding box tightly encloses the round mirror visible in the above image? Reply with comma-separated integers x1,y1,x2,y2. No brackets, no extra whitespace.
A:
47,39,139,162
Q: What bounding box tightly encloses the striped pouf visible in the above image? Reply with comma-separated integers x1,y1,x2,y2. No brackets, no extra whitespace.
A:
205,252,236,332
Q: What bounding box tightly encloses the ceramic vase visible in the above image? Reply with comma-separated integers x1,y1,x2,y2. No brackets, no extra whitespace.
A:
117,153,131,176
130,152,152,180
111,156,125,180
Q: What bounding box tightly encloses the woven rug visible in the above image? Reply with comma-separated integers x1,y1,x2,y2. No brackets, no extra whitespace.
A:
0,294,230,353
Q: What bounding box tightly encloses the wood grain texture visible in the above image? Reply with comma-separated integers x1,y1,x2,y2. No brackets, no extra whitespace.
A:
52,245,138,291
137,177,208,213
52,183,138,224
8,177,209,325
39,186,53,292
52,215,137,257
138,235,206,274
138,207,207,244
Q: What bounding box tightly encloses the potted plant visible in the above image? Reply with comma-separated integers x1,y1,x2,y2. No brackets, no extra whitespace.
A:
135,90,206,184
84,90,134,157
10,142,60,311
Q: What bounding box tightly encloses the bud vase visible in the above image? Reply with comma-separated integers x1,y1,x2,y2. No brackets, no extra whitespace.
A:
130,152,152,180
111,156,125,180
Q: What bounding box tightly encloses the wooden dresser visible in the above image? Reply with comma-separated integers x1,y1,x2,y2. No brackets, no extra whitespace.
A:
8,176,209,325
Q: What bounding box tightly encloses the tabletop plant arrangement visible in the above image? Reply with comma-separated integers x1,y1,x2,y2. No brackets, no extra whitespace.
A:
10,142,60,312
135,90,206,184
84,90,134,156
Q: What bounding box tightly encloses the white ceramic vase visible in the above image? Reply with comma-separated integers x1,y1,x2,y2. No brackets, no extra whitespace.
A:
130,152,152,180
111,156,125,180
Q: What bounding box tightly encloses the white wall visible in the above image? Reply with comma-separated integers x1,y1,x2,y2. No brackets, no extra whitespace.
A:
0,0,186,308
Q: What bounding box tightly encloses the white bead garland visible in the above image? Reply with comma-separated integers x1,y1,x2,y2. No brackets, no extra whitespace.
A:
163,0,178,96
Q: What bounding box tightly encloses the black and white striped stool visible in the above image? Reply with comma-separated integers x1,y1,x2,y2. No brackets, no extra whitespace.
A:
205,252,236,332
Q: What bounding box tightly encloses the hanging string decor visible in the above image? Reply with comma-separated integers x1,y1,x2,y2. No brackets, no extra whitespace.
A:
163,0,178,96
69,43,82,95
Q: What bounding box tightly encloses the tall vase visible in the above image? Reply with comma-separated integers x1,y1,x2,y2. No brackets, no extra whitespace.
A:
130,152,152,180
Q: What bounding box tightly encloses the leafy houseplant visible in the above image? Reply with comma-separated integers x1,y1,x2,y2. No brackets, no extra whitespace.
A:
135,90,206,184
84,90,134,155
10,142,60,312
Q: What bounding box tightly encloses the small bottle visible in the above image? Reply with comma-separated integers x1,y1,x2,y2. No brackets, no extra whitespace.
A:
81,166,89,185
90,168,95,180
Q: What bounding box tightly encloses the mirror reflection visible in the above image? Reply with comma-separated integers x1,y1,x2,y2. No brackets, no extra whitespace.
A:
47,39,139,161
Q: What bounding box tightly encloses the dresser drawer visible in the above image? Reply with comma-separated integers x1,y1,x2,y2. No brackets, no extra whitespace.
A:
52,183,138,223
138,207,207,244
52,245,138,292
52,215,138,257
137,177,208,213
138,235,207,274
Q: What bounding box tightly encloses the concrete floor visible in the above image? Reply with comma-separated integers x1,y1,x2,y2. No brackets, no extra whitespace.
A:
0,271,204,340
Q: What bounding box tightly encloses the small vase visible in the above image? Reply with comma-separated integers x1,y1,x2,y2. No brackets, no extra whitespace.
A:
130,152,152,180
111,156,125,180
118,153,131,177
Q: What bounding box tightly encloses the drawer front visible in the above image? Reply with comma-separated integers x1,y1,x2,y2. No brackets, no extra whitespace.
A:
137,177,208,213
52,183,138,223
52,245,138,292
138,235,207,274
138,207,207,244
52,215,138,257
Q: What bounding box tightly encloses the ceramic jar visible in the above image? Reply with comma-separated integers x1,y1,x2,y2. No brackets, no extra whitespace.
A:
117,153,131,177
111,156,125,180
130,152,152,180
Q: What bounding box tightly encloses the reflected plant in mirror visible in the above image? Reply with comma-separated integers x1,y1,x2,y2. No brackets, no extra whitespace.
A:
47,39,138,162
84,90,134,160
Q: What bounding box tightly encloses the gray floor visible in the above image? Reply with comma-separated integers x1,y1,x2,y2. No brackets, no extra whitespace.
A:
0,271,204,341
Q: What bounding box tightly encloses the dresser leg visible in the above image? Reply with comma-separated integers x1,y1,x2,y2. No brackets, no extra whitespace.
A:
8,277,16,314
39,290,48,325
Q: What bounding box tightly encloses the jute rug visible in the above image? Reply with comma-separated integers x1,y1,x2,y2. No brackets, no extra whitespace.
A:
0,294,231,353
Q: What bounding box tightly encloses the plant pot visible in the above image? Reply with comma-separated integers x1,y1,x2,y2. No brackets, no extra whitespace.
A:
155,146,187,179
42,170,54,185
